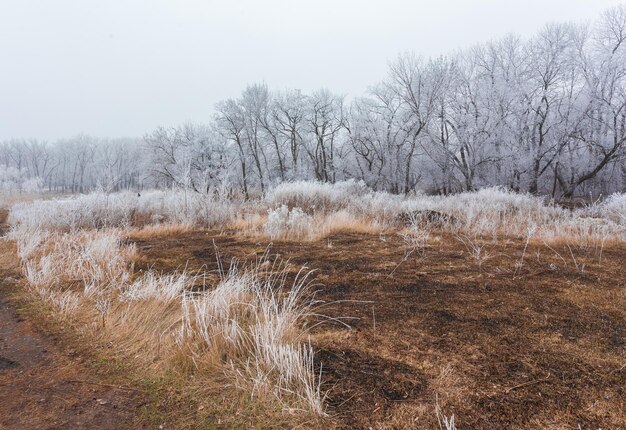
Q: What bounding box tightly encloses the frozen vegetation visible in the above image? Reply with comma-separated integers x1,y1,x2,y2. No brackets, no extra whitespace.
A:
6,179,624,420
8,181,626,242
2,6,626,201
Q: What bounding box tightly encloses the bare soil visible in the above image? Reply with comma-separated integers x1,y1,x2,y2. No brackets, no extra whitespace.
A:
130,229,626,429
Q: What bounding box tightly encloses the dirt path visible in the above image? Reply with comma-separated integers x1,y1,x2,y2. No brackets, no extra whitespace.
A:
0,215,147,429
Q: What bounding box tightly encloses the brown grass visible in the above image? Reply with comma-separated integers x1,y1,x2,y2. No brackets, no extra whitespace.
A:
127,223,193,239
240,210,389,241
8,224,327,427
129,228,626,429
0,192,56,207
4,191,625,429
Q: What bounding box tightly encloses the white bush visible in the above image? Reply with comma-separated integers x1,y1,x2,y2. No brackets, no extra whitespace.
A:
398,187,566,236
592,193,626,225
265,205,314,240
0,166,44,194
265,179,371,212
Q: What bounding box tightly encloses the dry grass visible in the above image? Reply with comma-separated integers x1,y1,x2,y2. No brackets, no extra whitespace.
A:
3,183,626,428
11,222,327,422
178,260,324,414
242,208,389,241
127,223,193,239
125,228,626,429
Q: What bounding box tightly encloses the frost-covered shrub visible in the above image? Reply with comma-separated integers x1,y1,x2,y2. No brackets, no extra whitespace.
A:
8,192,138,233
21,177,44,193
265,205,314,240
264,180,406,234
537,216,623,248
263,182,570,237
591,193,626,225
265,179,371,213
354,191,404,220
441,187,562,233
261,183,626,240
0,167,44,194
135,189,235,227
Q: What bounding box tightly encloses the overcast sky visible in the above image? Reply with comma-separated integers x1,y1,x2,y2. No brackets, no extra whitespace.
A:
1,0,624,141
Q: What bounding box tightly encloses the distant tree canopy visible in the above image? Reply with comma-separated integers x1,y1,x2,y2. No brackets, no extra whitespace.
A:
2,5,626,198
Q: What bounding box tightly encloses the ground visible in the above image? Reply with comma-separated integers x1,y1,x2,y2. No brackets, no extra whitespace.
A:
131,229,626,429
1,222,625,428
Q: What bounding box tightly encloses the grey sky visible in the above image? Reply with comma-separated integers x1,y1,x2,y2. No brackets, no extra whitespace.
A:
1,0,624,140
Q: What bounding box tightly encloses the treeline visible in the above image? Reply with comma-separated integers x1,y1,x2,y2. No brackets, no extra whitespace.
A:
2,5,625,197
0,136,144,193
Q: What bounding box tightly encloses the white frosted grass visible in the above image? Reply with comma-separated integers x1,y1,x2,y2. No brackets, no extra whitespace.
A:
179,274,251,350
265,184,626,242
15,229,44,261
264,183,583,238
398,186,564,236
8,188,238,235
122,270,191,302
25,255,56,287
264,180,404,228
245,331,323,415
16,230,133,296
180,261,324,414
8,192,137,233
35,288,81,316
9,183,626,243
135,189,236,228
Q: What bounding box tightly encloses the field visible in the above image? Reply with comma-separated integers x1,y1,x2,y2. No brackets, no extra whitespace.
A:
1,182,625,429
133,229,626,429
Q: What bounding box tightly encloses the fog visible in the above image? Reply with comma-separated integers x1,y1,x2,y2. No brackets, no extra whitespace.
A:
1,0,624,140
